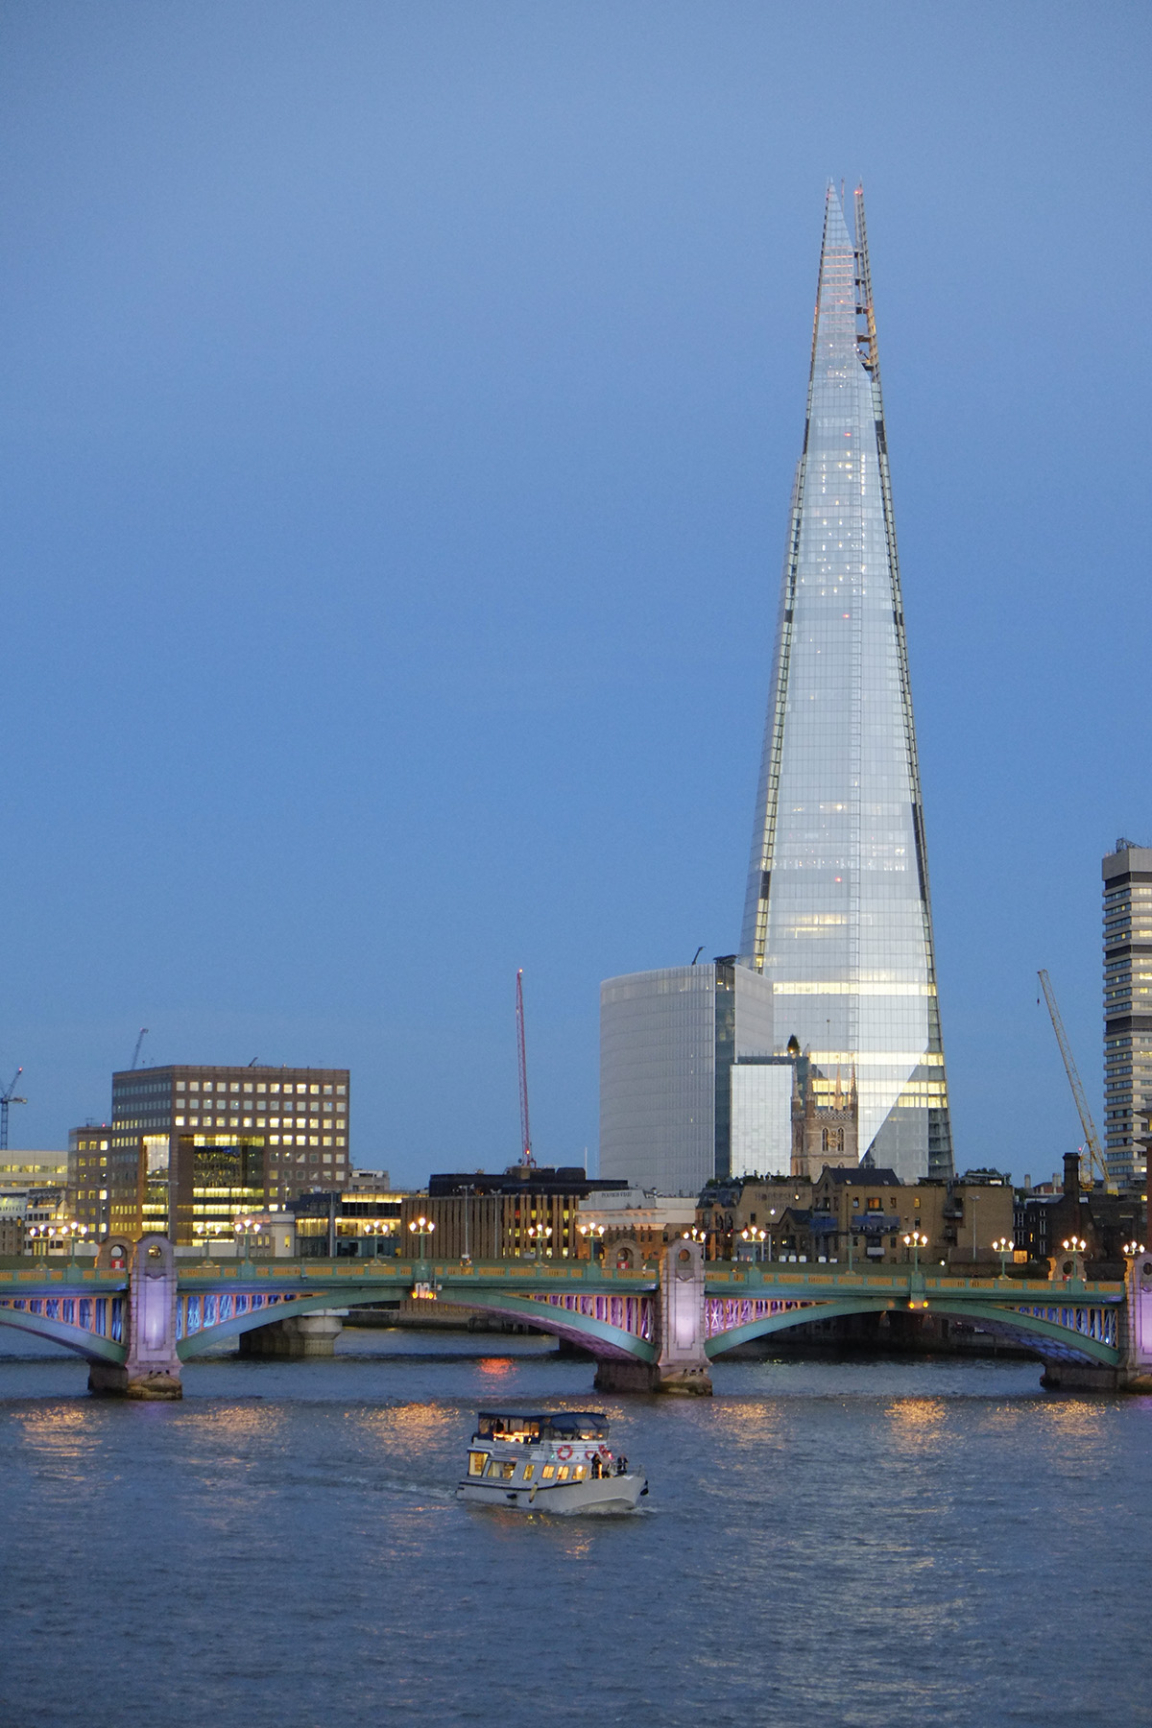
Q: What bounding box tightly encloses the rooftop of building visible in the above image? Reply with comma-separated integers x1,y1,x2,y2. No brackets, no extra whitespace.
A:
428,1167,628,1198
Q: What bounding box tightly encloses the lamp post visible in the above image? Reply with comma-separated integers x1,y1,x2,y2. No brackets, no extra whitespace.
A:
460,1183,475,1264
527,1223,553,1260
992,1236,1013,1278
1062,1235,1087,1281
902,1229,928,1273
408,1215,435,1262
740,1226,767,1263
579,1222,605,1262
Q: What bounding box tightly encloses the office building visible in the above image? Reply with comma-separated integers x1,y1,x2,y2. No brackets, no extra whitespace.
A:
740,185,952,1183
1102,839,1152,1185
600,959,784,1192
82,1063,350,1245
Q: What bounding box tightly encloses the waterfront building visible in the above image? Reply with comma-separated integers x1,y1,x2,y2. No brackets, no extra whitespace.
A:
82,1063,351,1245
1102,839,1152,1185
575,1190,700,1267
69,1129,110,1238
740,185,952,1183
695,1166,1012,1269
289,1184,404,1256
599,959,781,1192
0,1151,69,1195
1014,1151,1146,1276
417,1166,629,1260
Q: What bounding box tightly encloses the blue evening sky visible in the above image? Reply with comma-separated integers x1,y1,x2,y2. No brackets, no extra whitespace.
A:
1,2,1149,1186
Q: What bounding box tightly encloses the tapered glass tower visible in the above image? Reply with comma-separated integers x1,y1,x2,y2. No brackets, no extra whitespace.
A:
741,185,952,1182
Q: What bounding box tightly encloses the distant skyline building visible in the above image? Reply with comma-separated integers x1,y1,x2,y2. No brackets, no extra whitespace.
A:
1102,839,1152,1185
740,184,952,1183
74,1063,351,1243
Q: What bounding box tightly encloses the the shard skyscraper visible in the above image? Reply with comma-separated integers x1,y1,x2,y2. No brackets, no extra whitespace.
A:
741,185,953,1182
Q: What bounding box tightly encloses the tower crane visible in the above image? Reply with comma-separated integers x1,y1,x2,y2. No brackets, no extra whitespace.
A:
0,1067,27,1151
515,969,535,1167
129,1027,149,1070
1037,969,1113,1192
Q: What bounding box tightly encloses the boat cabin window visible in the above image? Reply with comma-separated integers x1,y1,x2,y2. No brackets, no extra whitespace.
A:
572,1465,587,1480
474,1411,608,1443
467,1451,487,1477
486,1459,516,1480
556,1466,570,1481
541,1465,556,1479
522,1465,534,1481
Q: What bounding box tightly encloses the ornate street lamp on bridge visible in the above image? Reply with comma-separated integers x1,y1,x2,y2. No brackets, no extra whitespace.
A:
579,1222,605,1262
902,1229,928,1272
408,1215,435,1261
527,1224,553,1259
992,1236,1014,1278
740,1226,767,1263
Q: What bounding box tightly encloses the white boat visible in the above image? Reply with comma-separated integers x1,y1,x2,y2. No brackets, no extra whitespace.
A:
456,1410,647,1514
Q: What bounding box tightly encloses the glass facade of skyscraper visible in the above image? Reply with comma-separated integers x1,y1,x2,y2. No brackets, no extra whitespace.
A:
740,187,952,1182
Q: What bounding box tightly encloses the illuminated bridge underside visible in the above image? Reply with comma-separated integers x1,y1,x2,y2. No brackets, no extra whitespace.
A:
0,1293,127,1363
704,1291,1121,1367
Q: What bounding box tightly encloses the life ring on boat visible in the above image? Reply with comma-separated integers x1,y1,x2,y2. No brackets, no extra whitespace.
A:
556,1444,573,1460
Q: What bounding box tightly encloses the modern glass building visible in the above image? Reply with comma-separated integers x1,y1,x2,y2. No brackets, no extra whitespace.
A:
1102,839,1152,1185
740,185,952,1182
599,961,780,1193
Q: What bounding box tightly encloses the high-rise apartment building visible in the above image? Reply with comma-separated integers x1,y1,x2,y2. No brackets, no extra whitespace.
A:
740,185,952,1183
1102,840,1152,1185
86,1063,350,1244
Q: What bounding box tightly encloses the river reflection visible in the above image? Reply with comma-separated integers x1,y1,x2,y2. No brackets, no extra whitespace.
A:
0,1333,1149,1728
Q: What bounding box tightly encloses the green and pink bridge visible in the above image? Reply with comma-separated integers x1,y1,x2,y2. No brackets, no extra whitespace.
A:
2,1235,1150,1395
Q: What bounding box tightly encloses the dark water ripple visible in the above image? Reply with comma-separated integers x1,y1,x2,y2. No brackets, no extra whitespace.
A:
0,1335,1149,1728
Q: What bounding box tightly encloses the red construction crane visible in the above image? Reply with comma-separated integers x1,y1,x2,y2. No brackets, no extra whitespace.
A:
515,969,534,1167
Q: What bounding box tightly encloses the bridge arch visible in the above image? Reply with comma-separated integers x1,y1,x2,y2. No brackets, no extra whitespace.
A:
0,1301,125,1364
176,1285,657,1363
704,1295,1121,1368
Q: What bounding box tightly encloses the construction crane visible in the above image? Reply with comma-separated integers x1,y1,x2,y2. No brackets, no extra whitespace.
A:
0,1067,26,1151
129,1027,149,1070
515,969,535,1167
1037,969,1113,1192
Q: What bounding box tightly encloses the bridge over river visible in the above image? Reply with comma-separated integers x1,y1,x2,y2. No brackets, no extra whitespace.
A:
3,1236,1152,1397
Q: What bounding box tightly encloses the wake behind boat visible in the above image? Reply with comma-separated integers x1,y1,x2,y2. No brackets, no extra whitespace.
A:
456,1410,647,1514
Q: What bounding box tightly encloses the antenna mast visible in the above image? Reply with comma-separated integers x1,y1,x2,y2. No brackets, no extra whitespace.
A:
515,969,534,1166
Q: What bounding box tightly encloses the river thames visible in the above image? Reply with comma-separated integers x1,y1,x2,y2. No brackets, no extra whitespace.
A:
1,1332,1149,1728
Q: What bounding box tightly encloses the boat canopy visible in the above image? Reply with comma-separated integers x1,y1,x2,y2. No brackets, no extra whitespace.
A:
475,1411,609,1441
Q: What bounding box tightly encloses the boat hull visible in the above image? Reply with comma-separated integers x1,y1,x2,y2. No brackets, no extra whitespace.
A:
457,1472,646,1514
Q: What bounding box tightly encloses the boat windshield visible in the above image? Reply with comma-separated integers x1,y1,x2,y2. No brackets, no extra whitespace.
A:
474,1411,609,1442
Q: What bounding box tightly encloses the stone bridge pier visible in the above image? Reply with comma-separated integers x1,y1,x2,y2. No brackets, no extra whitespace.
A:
88,1234,183,1400
1121,1251,1152,1392
595,1237,712,1395
239,1311,345,1357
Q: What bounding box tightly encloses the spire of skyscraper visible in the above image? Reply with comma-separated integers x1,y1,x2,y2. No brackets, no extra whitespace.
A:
741,184,953,1181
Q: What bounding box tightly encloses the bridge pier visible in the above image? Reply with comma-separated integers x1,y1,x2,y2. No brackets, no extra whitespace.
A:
1119,1252,1152,1392
595,1238,712,1395
238,1312,344,1358
88,1234,182,1400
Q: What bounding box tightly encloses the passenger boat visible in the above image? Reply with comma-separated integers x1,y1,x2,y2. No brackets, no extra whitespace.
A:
457,1410,647,1513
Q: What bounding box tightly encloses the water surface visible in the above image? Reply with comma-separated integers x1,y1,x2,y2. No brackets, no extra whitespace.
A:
1,1333,1148,1728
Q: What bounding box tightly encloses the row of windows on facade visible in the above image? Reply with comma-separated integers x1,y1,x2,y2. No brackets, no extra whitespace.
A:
169,1119,345,1133
174,1080,345,1095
